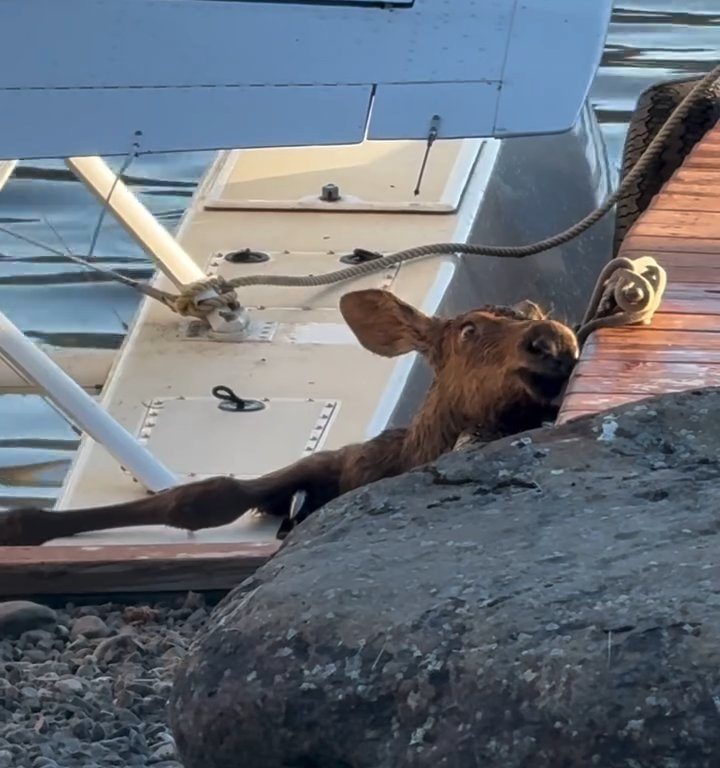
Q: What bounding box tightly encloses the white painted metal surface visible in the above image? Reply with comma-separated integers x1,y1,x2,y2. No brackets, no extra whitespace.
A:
137,396,340,478
0,311,177,493
0,161,16,192
204,139,483,212
0,0,613,157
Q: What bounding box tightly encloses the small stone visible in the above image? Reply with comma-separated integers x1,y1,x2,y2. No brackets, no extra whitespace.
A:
113,689,135,709
71,719,94,740
117,709,141,726
71,615,110,640
125,680,155,697
94,633,143,664
97,736,130,755
145,724,169,741
34,714,49,734
0,601,57,638
149,743,177,763
0,750,12,768
123,605,159,624
32,758,59,768
21,629,55,650
25,649,50,663
1,684,19,703
149,763,183,768
76,663,100,679
182,592,205,611
56,678,85,696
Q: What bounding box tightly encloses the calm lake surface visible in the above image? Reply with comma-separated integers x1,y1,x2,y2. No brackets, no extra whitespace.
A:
0,1,718,509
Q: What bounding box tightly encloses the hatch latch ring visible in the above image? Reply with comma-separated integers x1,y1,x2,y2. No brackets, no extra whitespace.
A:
211,385,266,413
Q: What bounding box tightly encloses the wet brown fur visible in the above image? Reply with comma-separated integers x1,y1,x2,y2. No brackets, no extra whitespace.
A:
0,289,579,546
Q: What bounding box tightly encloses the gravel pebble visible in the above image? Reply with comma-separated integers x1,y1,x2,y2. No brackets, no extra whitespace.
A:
148,743,177,763
56,678,85,696
71,615,110,640
0,593,211,768
0,602,57,638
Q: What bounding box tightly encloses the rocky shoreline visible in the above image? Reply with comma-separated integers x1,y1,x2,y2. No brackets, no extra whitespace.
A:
6,389,720,767
0,593,212,768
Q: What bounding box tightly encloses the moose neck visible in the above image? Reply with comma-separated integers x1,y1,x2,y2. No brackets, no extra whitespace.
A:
400,380,481,469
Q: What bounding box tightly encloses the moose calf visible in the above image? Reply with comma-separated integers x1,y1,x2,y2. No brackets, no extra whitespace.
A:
0,288,579,546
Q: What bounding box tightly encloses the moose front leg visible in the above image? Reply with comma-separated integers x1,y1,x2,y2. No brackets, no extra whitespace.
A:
0,476,251,546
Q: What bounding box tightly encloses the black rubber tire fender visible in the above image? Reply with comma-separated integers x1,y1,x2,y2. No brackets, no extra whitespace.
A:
613,75,720,256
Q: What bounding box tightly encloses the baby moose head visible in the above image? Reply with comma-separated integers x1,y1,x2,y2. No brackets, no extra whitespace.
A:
340,290,579,458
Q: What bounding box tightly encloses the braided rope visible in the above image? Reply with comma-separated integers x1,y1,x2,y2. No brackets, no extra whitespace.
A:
173,63,719,302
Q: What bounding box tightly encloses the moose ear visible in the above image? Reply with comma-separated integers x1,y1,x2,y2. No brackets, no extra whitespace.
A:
339,289,439,358
511,299,547,321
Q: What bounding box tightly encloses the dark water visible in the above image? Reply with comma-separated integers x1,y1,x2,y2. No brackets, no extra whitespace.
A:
0,1,718,508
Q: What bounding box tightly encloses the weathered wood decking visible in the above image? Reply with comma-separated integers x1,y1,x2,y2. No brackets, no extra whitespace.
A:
557,122,720,423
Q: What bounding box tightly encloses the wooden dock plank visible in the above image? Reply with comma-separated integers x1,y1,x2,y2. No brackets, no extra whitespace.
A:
573,359,720,377
665,169,720,186
569,366,720,393
580,348,720,364
683,156,720,169
660,287,720,315
630,211,720,239
622,248,720,268
589,328,720,347
622,234,720,254
0,542,280,597
661,266,720,283
650,195,720,213
698,132,720,143
557,119,720,425
630,312,720,330
659,184,720,200
561,391,649,411
559,409,610,421
686,146,720,158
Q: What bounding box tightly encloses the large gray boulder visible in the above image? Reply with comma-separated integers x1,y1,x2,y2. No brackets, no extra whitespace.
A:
170,388,720,768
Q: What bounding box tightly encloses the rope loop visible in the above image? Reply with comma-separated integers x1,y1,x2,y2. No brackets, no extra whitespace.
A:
147,62,717,308
159,276,241,318
575,256,667,345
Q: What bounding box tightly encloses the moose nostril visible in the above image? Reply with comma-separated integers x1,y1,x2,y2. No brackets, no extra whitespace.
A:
531,338,555,357
556,353,577,373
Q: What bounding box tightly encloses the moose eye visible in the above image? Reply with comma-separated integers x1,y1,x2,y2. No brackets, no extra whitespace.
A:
459,323,476,341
